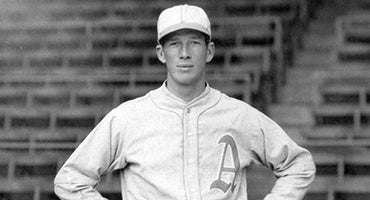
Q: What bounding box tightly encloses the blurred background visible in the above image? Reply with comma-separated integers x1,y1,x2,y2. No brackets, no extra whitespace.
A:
0,0,369,199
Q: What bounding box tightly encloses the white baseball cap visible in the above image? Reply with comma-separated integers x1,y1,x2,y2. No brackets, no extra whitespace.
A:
157,4,211,42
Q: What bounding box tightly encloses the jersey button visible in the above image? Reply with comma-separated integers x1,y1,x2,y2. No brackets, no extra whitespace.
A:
187,132,193,136
188,159,195,164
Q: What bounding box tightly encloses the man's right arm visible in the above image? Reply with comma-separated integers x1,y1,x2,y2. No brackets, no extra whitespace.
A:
54,111,125,199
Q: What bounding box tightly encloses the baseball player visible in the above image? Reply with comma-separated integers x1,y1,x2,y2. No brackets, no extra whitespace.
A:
54,4,316,200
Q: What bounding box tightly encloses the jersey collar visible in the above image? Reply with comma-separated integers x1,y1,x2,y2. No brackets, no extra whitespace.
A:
150,81,221,116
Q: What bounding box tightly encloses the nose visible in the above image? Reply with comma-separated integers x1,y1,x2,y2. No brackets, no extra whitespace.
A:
179,44,190,59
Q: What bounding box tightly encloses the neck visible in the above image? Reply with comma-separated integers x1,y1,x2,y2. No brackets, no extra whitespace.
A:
166,81,206,102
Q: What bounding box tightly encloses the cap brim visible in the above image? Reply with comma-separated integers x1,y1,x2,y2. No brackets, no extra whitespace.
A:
158,22,211,42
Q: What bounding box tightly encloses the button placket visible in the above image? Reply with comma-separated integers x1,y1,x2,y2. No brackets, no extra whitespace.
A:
183,107,201,200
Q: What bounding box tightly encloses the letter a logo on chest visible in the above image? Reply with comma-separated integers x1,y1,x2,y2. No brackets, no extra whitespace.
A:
210,135,240,193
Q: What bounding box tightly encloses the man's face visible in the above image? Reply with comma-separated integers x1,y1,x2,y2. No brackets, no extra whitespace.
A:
156,29,215,88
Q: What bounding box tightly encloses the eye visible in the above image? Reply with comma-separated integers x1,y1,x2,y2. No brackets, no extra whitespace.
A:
168,41,179,46
191,40,200,45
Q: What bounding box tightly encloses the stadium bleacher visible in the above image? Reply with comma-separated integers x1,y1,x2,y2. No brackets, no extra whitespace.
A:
335,13,370,65
268,0,370,199
3,0,370,199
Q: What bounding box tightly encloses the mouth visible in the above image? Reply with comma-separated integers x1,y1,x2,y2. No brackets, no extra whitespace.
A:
177,64,194,69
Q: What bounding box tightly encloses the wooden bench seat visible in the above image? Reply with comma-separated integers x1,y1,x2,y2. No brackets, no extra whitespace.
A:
5,108,51,131
312,69,370,107
308,150,370,197
0,151,70,199
0,89,28,108
313,105,370,133
0,107,110,133
29,88,71,108
335,14,370,63
321,84,369,106
307,126,354,140
0,129,79,154
54,108,104,131
73,88,115,108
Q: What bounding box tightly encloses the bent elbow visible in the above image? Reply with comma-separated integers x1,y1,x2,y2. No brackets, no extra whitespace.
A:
54,184,70,200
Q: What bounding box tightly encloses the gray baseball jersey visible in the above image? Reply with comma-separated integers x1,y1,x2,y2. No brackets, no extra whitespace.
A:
54,82,315,200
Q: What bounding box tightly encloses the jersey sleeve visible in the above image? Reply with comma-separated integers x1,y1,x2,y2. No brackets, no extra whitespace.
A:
54,109,126,200
250,111,316,200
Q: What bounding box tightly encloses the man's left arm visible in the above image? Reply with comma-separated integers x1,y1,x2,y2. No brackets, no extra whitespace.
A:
251,112,316,200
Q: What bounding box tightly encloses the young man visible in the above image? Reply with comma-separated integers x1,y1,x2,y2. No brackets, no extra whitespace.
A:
54,4,316,200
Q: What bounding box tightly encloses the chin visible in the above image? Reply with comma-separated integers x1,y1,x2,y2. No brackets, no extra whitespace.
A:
169,73,205,87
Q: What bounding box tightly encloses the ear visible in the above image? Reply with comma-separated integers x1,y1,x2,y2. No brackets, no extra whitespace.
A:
206,41,215,63
156,45,166,64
